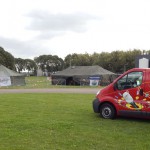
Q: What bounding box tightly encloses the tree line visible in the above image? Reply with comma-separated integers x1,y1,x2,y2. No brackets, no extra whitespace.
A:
0,46,149,75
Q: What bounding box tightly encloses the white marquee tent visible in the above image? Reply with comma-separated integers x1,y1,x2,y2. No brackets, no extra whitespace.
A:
0,65,25,86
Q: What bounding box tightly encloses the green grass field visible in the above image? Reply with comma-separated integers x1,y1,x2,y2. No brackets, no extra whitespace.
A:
0,93,150,150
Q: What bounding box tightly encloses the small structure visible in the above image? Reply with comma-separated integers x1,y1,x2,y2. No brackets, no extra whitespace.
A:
135,55,150,68
52,65,116,86
0,65,26,86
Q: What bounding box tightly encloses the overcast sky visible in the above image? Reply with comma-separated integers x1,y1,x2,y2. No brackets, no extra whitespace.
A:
1,0,150,59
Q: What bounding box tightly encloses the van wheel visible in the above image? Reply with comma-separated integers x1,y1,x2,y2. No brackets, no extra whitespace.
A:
100,103,116,119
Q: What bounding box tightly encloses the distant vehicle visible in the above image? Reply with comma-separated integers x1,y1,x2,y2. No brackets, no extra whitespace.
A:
93,68,150,119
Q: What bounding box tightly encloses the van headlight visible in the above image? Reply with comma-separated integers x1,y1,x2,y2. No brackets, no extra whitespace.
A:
96,90,101,96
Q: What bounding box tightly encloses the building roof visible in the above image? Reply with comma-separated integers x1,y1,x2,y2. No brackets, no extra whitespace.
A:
53,65,115,77
0,65,23,77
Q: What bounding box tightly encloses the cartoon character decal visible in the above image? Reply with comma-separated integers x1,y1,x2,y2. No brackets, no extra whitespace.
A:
123,92,139,108
114,86,150,110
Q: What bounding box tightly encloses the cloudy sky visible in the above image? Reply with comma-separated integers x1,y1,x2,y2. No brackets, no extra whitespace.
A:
1,0,150,59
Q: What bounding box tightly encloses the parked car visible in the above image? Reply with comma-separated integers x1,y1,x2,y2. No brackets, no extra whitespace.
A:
93,68,150,119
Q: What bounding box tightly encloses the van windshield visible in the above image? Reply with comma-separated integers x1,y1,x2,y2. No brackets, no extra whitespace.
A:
116,71,143,90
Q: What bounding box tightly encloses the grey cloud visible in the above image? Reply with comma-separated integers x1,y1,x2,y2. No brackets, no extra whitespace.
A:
26,10,100,39
0,36,52,59
37,30,65,39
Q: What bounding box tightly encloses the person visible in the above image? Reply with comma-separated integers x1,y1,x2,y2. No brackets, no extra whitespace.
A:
136,75,142,86
133,75,142,87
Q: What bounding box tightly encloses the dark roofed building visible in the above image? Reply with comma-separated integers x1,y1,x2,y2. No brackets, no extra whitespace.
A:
52,65,116,86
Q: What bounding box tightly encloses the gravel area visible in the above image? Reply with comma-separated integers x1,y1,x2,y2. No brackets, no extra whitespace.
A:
0,88,99,94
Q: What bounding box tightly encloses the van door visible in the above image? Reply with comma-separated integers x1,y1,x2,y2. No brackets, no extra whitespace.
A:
114,71,149,117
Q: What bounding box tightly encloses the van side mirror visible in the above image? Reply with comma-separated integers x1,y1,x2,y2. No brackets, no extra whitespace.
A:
139,89,143,96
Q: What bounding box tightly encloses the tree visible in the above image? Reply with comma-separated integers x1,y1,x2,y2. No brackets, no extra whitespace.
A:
24,59,37,76
0,47,15,70
59,49,145,73
64,53,93,68
34,55,64,74
108,51,124,72
92,52,110,69
15,58,26,73
15,58,37,75
0,46,145,74
125,49,142,71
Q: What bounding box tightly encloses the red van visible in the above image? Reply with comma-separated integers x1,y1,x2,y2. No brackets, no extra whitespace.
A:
93,68,150,119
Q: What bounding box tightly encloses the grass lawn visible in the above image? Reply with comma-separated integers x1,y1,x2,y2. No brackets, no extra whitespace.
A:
0,93,150,150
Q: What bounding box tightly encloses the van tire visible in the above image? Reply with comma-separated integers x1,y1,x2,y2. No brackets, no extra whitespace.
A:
100,103,116,119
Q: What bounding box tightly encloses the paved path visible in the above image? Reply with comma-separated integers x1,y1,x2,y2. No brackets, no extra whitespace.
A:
0,88,99,94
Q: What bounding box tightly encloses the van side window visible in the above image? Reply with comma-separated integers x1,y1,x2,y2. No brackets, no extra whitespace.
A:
116,72,143,90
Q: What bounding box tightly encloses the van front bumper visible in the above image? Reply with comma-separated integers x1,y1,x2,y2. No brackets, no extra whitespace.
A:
93,98,100,113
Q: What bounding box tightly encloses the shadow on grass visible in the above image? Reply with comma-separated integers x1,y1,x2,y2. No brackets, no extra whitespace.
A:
117,116,150,123
93,113,150,123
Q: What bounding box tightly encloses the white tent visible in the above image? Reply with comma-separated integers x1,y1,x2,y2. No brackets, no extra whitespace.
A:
0,65,25,86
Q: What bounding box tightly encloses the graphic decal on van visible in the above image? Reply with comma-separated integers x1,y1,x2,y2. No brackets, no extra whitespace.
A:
114,85,150,110
123,92,139,108
122,91,143,110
